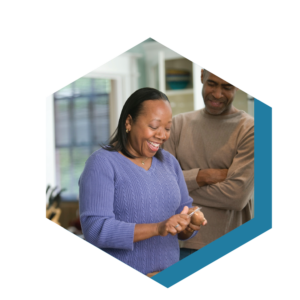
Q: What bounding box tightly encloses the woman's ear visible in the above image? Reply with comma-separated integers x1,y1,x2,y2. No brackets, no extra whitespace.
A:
125,114,132,132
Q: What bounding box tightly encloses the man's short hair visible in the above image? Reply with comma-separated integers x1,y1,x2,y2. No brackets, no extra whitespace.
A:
202,69,209,79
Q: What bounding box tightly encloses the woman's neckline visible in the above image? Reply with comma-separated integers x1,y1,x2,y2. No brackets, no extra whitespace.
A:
116,151,156,173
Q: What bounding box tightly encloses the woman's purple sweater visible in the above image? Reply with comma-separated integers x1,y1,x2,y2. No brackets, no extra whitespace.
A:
79,148,196,275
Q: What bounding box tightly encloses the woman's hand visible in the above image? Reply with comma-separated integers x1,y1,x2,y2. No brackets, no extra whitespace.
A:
185,222,201,233
133,206,207,243
157,206,190,237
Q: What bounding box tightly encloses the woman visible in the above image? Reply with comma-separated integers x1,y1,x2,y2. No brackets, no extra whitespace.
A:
79,87,207,276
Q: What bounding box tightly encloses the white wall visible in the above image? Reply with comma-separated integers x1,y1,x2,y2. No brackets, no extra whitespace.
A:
85,53,141,135
46,94,56,190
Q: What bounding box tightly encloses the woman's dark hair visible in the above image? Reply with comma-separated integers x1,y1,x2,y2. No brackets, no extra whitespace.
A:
103,87,169,161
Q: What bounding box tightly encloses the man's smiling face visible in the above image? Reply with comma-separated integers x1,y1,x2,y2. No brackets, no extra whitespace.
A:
201,70,237,116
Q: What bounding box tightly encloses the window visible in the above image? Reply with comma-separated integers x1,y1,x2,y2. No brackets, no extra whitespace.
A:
54,77,111,200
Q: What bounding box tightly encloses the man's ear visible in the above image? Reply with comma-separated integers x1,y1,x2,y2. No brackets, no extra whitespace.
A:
201,69,204,84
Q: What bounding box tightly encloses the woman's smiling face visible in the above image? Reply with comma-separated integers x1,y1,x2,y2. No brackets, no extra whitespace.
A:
125,99,172,158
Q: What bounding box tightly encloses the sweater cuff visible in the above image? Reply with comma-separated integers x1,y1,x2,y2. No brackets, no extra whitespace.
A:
112,222,136,251
182,169,200,192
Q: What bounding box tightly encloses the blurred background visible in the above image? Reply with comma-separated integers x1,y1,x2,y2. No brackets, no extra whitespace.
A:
46,38,255,234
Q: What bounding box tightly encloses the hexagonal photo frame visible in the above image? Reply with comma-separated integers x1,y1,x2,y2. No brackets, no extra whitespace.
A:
46,39,272,287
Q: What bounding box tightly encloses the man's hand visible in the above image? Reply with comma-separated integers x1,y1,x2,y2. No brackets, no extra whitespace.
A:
196,169,228,187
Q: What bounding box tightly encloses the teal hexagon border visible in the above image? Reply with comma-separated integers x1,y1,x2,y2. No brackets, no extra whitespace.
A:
152,99,272,287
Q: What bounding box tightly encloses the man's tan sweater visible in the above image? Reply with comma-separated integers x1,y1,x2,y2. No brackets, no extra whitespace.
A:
163,108,254,249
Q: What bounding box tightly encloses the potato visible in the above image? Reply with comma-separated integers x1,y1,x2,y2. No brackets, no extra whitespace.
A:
191,210,203,226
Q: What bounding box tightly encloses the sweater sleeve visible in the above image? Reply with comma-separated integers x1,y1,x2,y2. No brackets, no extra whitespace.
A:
190,125,254,211
79,153,135,251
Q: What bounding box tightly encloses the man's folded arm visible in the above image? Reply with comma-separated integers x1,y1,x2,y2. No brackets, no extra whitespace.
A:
190,126,254,211
182,169,201,193
164,123,201,193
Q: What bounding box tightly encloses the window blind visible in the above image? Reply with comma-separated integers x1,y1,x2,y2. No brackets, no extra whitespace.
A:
54,78,111,200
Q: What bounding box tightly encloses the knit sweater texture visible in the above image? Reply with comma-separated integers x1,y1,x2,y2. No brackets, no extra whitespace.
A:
163,108,254,249
79,148,195,275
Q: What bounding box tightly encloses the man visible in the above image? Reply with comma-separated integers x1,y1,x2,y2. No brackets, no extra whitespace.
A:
163,69,254,259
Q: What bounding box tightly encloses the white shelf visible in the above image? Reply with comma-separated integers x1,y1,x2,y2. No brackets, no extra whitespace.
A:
143,41,204,112
165,88,193,96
